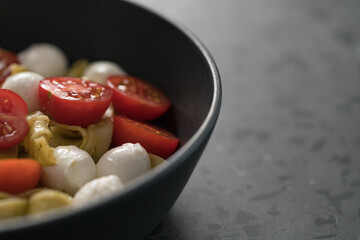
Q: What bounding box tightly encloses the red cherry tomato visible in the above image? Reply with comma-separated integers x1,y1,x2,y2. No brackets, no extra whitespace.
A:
38,77,112,127
0,89,28,150
113,115,179,159
0,48,20,84
107,75,171,121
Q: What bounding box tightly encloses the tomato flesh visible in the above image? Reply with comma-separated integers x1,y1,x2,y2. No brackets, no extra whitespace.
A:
0,48,19,84
107,75,171,121
113,115,179,159
38,77,112,127
0,89,28,150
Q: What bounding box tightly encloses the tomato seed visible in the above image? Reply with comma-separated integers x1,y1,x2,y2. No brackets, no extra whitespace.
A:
0,121,15,136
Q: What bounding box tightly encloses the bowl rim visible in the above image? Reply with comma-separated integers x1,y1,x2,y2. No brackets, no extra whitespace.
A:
0,0,222,233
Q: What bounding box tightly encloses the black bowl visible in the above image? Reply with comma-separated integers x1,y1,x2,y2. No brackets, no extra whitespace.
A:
0,0,221,239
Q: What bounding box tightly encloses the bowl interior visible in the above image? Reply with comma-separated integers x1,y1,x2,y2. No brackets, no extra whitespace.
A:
0,0,215,144
0,0,221,238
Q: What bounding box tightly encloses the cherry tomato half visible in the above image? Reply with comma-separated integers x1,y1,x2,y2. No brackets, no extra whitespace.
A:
38,77,112,127
0,89,29,150
113,115,179,159
107,75,171,121
0,48,20,84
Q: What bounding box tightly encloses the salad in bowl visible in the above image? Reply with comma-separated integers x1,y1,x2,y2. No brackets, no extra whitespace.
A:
0,43,179,219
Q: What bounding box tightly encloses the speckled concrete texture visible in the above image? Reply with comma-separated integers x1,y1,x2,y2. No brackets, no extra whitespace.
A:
132,0,360,239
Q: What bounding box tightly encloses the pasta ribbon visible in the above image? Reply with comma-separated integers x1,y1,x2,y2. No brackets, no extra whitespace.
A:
23,113,56,166
23,108,113,165
50,116,113,163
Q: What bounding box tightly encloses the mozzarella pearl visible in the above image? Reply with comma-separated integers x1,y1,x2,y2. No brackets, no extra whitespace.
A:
18,43,68,77
83,61,126,85
72,175,123,207
96,143,151,184
2,71,43,113
41,146,96,196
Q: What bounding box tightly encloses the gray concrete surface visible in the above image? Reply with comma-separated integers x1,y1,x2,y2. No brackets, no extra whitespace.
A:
129,1,360,239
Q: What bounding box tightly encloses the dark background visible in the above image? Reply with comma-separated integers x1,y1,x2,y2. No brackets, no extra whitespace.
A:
134,0,360,239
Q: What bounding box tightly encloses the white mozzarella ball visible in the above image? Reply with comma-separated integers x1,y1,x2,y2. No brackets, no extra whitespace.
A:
83,61,126,85
2,71,43,113
41,145,96,196
96,143,151,184
72,175,123,207
18,43,68,77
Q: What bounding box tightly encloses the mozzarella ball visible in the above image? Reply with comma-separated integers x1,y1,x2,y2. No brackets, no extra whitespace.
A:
96,143,151,183
72,175,123,207
83,61,126,84
18,43,68,77
41,146,96,196
2,71,43,113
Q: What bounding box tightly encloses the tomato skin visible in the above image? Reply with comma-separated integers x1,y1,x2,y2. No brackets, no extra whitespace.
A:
0,159,41,194
107,75,171,121
0,48,20,84
0,89,28,150
113,115,179,159
38,77,112,127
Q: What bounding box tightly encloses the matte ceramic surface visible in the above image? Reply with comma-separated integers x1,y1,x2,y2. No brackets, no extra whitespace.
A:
0,0,221,239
